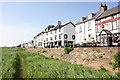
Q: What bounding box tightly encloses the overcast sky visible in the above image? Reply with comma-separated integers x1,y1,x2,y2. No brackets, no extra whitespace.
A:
0,2,119,47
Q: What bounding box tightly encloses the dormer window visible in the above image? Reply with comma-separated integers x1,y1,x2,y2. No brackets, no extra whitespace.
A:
88,13,95,19
80,17,86,22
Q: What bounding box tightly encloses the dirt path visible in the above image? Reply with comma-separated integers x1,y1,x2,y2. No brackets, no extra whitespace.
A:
14,53,25,78
19,56,24,78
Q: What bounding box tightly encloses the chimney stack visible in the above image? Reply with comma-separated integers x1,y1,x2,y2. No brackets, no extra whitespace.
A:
99,3,107,12
103,3,107,11
58,21,61,25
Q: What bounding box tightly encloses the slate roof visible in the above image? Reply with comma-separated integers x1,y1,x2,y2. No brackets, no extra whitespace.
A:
96,5,120,20
34,21,75,38
75,11,101,25
52,21,75,30
75,5,120,25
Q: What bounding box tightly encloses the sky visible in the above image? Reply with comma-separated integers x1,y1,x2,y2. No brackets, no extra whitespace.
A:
0,2,119,47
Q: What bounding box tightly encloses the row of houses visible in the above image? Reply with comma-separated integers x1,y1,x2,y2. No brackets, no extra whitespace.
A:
21,3,120,48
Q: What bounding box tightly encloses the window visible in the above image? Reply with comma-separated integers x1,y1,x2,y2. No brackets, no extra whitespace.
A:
59,34,62,39
72,35,75,40
46,38,48,41
55,35,57,40
38,42,42,46
79,25,82,32
59,28,61,32
50,37,52,40
55,30,57,33
46,32,48,35
89,34,91,37
88,34,91,41
113,21,117,29
64,34,68,39
117,20,119,28
96,25,100,33
88,22,91,30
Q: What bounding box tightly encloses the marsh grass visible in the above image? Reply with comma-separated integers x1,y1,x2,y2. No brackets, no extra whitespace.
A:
2,47,120,78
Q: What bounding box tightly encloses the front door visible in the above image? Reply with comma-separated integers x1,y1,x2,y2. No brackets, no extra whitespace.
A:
100,35,108,46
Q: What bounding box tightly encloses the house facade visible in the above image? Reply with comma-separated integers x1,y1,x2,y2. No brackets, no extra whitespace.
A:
95,5,120,46
75,13,99,45
75,3,120,46
33,21,75,48
21,40,34,48
22,3,120,48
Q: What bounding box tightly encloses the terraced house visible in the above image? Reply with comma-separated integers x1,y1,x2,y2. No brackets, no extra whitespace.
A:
22,3,120,48
95,4,120,46
33,21,75,48
75,3,120,46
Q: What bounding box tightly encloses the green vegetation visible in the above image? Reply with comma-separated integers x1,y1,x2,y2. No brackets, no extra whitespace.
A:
103,53,105,55
113,51,120,67
99,56,103,58
109,50,112,53
2,47,120,78
40,50,47,53
99,66,107,72
92,49,100,53
110,51,120,70
92,59,95,61
64,47,72,54
82,59,85,61
109,62,113,65
86,59,90,61
2,48,23,78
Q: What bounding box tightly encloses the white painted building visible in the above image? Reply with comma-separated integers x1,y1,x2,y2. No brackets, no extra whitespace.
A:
33,21,75,48
75,3,120,46
75,7,102,45
33,31,45,48
24,3,120,48
20,40,34,48
95,4,120,46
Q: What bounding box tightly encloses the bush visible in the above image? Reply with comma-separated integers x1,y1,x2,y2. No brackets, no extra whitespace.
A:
100,66,107,72
86,59,90,61
99,56,103,58
92,49,100,53
109,62,113,65
109,50,112,53
64,47,73,54
82,59,85,61
111,51,120,70
114,51,120,67
41,50,47,53
92,59,95,61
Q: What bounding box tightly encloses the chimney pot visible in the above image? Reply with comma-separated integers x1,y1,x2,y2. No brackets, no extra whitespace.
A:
99,3,107,12
58,21,61,25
